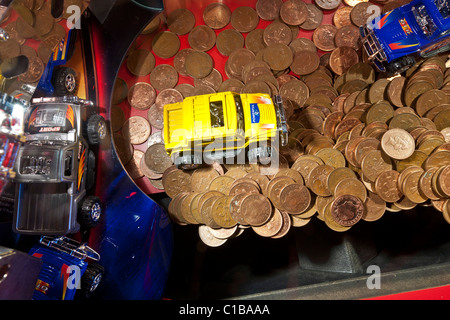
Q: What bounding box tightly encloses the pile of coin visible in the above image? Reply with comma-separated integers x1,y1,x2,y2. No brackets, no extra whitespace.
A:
0,0,89,93
111,0,450,246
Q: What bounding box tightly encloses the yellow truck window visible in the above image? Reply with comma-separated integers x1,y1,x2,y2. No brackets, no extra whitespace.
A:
210,100,224,128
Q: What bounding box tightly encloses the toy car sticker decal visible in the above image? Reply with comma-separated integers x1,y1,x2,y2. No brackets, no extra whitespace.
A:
399,18,413,35
66,104,75,128
35,279,50,295
250,103,260,124
27,108,38,129
377,10,394,29
60,264,71,300
78,147,86,191
388,41,419,49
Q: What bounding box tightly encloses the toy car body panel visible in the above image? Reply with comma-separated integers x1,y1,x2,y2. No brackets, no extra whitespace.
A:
12,96,102,235
163,91,288,164
360,0,450,72
28,236,101,300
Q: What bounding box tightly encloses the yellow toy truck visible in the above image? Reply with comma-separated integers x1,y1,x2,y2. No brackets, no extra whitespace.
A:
163,92,288,169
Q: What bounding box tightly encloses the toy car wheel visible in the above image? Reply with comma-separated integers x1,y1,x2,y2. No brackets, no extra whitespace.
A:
248,146,274,164
79,195,102,228
87,114,107,145
386,56,415,75
80,262,104,298
52,67,78,95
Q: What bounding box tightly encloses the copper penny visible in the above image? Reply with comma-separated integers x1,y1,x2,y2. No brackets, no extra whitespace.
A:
312,24,337,52
329,47,359,76
331,194,364,227
280,0,308,26
185,50,213,79
203,2,231,29
256,0,283,21
150,64,178,91
291,50,320,76
315,0,341,10
279,183,311,214
162,168,192,198
188,25,216,52
122,115,151,145
145,143,173,174
216,29,245,56
152,31,180,59
128,82,156,110
374,170,403,203
252,208,283,237
271,210,292,238
300,3,323,30
167,8,196,35
231,6,259,33
155,88,184,112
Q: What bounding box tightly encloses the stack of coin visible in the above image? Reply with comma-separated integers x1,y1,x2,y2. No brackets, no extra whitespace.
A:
111,1,450,246
0,0,90,94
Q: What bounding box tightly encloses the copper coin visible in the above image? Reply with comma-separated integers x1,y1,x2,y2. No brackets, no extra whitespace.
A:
229,193,251,225
334,25,361,51
125,149,144,180
198,225,227,247
127,49,155,76
128,82,156,110
19,55,44,83
241,193,273,226
211,196,237,228
315,0,341,10
140,155,163,180
279,183,311,214
167,8,196,35
34,9,54,37
256,0,284,21
350,2,375,27
306,164,334,196
191,167,220,193
185,50,213,79
194,68,223,91
252,208,283,237
280,0,308,26
231,6,259,33
362,192,386,222
387,76,406,107
147,104,164,130
150,64,178,91
329,47,359,76
333,6,353,28
263,21,292,46
312,24,337,52
155,88,184,112
152,31,180,59
203,2,231,29
279,79,309,108
145,143,173,174
173,48,195,76
271,209,292,238
374,170,403,203
245,29,267,54
263,43,293,71
300,3,323,31
113,133,133,165
216,29,245,56
291,50,320,76
188,25,216,52
331,194,364,226
122,115,151,145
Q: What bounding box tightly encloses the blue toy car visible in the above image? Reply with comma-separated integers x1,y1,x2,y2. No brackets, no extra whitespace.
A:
360,0,450,74
28,236,103,300
36,29,78,96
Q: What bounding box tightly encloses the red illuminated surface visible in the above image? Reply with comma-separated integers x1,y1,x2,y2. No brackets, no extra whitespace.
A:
366,284,450,300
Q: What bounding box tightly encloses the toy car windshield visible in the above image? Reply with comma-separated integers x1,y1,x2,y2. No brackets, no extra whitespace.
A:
40,235,100,261
434,0,449,18
412,5,438,36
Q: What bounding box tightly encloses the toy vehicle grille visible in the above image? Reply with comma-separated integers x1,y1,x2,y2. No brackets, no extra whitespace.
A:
360,26,387,72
